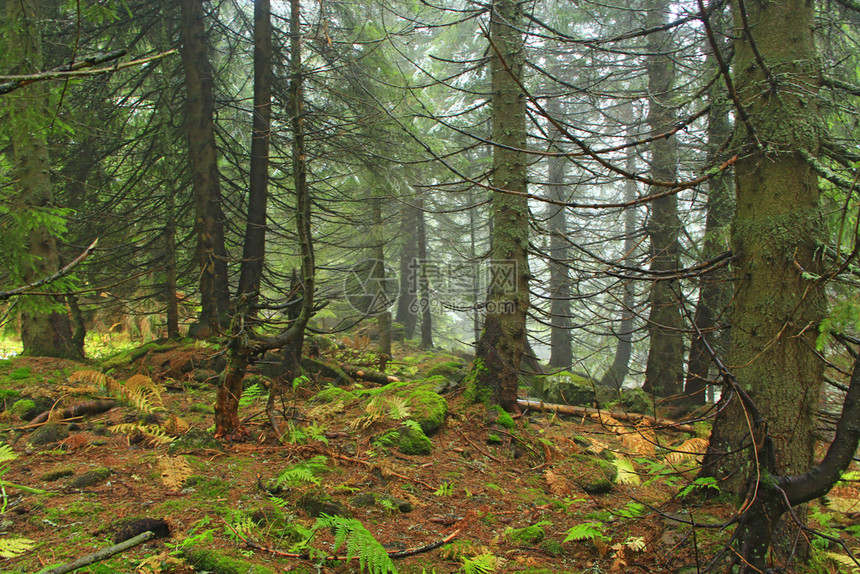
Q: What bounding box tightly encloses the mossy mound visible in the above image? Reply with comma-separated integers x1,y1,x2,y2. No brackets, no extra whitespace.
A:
312,386,357,404
536,371,596,406
376,424,433,455
182,548,276,574
505,522,548,544
554,453,617,495
426,360,466,382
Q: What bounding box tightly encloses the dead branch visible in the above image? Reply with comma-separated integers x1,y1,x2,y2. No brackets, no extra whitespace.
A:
517,399,696,433
42,530,157,574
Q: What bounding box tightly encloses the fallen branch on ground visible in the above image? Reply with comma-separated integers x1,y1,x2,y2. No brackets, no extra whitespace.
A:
41,530,157,574
517,399,696,433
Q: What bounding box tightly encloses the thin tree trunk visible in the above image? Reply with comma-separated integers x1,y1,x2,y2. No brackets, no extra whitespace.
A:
682,2,734,406
215,0,273,436
471,0,529,412
642,0,684,398
545,96,573,370
180,0,231,338
395,193,419,340
600,104,639,389
416,190,433,349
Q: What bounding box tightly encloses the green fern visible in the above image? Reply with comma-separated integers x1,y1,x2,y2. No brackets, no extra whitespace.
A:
0,537,34,558
0,444,17,465
239,382,266,407
563,522,607,543
274,455,329,487
317,514,397,574
387,397,411,420
461,553,497,574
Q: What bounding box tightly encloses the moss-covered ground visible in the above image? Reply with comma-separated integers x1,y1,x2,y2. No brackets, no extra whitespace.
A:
0,340,856,574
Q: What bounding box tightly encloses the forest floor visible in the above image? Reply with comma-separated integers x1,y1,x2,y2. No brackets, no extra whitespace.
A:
0,339,857,574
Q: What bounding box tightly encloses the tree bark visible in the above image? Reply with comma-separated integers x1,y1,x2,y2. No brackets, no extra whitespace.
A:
701,0,827,567
416,191,433,350
471,0,529,412
642,0,685,398
180,0,231,338
6,0,83,360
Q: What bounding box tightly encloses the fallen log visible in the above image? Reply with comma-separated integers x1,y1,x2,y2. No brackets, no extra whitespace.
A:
517,398,696,433
42,530,157,574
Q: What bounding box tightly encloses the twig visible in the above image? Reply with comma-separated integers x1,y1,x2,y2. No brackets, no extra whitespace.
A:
41,530,155,574
0,239,98,301
459,430,503,463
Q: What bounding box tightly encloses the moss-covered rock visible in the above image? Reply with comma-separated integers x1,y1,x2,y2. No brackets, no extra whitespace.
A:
9,399,36,418
70,467,112,488
359,380,447,436
426,361,466,382
168,428,223,454
395,424,433,455
505,523,548,544
537,371,596,406
182,548,276,574
297,491,351,519
28,423,69,446
487,405,515,429
41,467,75,482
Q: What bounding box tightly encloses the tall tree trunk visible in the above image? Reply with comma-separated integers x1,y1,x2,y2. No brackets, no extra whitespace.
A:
6,0,82,360
471,0,529,412
701,0,826,567
369,191,392,356
600,104,640,389
545,96,573,370
682,2,734,406
180,0,231,339
215,0,272,436
416,191,433,349
642,0,684,398
395,193,419,340
468,188,481,347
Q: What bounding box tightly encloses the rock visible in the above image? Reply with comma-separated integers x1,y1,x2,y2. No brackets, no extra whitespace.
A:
70,467,112,488
41,467,75,482
168,428,223,454
536,371,596,406
350,493,376,508
28,423,69,447
297,491,351,518
380,495,412,513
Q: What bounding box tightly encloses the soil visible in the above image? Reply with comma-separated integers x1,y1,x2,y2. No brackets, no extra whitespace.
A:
0,343,856,574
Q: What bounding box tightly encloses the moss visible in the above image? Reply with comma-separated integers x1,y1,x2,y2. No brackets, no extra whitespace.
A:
9,367,32,380
70,468,112,488
537,371,595,405
185,475,231,498
0,388,20,401
464,358,489,404
360,380,447,435
489,405,515,429
426,361,466,381
41,467,75,482
8,399,35,417
396,424,433,455
505,523,548,545
182,548,275,574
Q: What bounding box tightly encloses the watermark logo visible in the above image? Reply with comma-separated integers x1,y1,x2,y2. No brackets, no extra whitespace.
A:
343,258,519,316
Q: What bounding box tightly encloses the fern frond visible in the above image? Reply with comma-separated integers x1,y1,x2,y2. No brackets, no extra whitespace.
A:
591,412,625,435
563,522,605,542
239,382,266,407
122,375,164,413
69,370,111,388
275,455,329,487
318,514,397,574
613,457,640,485
387,397,411,420
665,437,709,465
0,537,35,558
159,455,191,491
109,423,175,445
0,444,18,465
